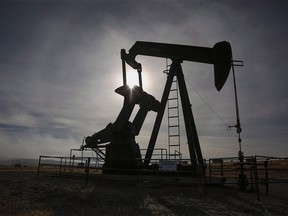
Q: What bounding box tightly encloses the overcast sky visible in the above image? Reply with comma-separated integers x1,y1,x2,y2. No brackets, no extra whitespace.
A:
0,0,287,160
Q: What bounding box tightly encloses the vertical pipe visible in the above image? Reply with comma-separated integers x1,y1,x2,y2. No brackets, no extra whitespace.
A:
232,64,242,149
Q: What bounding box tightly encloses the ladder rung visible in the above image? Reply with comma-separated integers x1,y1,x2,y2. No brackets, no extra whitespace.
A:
168,97,178,100
169,145,180,147
169,135,179,137
168,115,179,118
170,89,178,91
169,125,179,128
168,106,178,109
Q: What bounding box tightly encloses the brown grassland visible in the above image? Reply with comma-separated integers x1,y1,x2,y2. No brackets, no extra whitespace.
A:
0,166,288,216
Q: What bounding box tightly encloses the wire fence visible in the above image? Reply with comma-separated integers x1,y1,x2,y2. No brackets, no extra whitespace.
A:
37,152,288,200
208,155,288,200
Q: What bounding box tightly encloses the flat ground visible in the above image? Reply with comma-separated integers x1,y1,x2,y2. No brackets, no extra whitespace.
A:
0,168,287,216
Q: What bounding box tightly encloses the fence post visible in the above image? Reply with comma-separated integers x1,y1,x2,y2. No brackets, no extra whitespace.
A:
85,158,91,185
253,156,260,201
71,155,75,173
264,160,269,196
220,159,224,177
37,156,42,177
59,157,63,174
64,158,67,172
209,159,212,184
249,164,254,191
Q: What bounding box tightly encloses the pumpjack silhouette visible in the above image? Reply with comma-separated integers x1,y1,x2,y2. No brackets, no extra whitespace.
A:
84,41,232,173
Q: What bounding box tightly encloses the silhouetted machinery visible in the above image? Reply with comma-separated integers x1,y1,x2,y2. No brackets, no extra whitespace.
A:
84,41,232,173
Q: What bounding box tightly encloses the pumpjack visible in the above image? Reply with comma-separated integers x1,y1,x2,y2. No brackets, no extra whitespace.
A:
84,41,232,173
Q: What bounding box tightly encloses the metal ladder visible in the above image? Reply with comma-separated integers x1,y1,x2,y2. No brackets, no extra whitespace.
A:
164,60,182,160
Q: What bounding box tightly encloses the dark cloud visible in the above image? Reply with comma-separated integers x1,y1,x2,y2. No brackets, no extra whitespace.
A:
0,123,30,133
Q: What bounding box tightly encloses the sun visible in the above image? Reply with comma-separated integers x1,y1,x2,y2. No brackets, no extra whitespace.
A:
127,69,140,88
125,68,152,91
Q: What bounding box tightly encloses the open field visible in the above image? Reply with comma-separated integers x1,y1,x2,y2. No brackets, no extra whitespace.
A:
0,167,288,216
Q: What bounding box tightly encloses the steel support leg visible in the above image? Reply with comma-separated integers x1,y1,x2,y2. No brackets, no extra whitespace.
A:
176,64,204,165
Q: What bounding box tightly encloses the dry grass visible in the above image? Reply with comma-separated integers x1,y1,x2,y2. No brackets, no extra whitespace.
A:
0,167,288,216
0,166,38,173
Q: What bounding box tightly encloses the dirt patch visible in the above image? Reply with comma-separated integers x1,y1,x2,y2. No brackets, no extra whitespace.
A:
0,171,287,216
